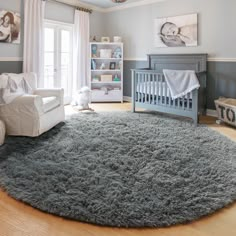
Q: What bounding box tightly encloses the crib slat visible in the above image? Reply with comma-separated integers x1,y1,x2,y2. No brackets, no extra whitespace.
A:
182,96,185,109
144,74,147,103
164,78,167,105
152,74,155,104
143,73,145,103
137,73,140,102
187,93,190,110
157,74,160,105
168,88,171,107
148,74,151,104
160,74,163,105
140,73,142,103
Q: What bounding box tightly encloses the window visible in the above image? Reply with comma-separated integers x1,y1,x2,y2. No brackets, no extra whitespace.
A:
43,21,73,101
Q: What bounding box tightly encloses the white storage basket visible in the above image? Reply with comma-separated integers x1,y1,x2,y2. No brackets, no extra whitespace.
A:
215,97,236,127
100,49,112,58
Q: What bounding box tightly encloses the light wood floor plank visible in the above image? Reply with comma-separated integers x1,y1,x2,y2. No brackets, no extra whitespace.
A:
0,103,236,236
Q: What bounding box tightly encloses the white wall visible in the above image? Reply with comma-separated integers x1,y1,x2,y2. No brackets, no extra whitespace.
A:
0,0,105,59
104,0,236,59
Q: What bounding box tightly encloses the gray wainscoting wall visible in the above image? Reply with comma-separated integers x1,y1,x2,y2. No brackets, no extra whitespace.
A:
123,60,236,110
0,61,23,74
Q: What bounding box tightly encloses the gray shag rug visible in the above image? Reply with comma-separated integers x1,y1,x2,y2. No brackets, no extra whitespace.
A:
0,112,236,228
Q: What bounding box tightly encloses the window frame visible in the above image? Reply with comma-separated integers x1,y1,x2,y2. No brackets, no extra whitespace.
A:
43,19,73,96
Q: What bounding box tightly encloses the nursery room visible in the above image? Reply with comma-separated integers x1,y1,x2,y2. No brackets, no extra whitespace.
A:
0,0,236,235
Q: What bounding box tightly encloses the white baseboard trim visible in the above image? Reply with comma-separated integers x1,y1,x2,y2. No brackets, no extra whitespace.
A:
0,57,23,62
123,96,132,102
124,57,147,61
206,109,218,117
124,57,236,63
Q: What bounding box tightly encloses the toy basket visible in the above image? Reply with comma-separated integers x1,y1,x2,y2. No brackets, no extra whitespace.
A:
215,97,236,127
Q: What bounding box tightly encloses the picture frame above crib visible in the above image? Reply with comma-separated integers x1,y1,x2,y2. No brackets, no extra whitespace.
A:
154,13,198,48
0,9,21,44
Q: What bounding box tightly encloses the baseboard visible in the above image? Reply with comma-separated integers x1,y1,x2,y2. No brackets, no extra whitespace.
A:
206,109,218,117
123,96,132,102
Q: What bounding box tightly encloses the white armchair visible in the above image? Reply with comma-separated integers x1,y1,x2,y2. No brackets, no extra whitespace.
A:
0,73,65,137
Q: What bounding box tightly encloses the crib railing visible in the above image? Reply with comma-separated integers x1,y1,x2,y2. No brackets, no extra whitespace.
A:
131,69,198,113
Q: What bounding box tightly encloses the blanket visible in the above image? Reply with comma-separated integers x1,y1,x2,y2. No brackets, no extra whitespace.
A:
0,73,33,105
163,69,200,99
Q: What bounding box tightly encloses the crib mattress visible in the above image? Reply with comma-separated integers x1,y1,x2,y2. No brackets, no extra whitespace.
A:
136,82,192,99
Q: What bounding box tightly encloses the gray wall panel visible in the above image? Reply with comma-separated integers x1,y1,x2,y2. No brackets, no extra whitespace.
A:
207,62,236,109
123,60,147,97
0,61,23,74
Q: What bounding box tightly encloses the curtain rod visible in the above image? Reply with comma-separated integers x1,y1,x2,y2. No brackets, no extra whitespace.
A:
45,0,93,14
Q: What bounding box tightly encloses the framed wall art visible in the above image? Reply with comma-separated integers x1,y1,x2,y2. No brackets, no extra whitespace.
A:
154,13,198,48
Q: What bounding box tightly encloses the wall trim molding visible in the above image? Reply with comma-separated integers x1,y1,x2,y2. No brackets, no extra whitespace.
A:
124,57,147,61
208,58,236,62
0,57,23,62
124,57,236,62
123,96,132,102
206,109,218,117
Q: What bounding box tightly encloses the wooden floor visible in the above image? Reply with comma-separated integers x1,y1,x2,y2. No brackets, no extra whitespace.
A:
1,103,236,236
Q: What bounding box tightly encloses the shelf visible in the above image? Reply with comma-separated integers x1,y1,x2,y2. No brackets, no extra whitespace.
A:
91,69,121,72
90,42,123,103
91,81,121,84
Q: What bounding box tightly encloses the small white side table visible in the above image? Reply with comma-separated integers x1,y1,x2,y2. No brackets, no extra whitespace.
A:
0,120,6,146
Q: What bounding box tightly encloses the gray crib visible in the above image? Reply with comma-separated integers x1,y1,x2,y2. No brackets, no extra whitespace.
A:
131,54,207,126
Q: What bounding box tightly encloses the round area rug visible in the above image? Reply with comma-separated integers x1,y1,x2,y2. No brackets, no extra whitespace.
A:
0,112,236,227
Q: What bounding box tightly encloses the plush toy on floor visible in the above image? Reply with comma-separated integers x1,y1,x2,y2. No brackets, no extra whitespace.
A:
73,86,94,112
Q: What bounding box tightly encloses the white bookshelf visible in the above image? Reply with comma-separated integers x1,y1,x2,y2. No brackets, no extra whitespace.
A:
89,42,123,103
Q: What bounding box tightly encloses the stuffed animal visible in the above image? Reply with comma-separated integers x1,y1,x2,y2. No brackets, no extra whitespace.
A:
72,86,94,111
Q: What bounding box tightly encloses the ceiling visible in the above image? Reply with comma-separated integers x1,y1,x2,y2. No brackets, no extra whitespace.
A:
56,0,166,11
78,0,146,9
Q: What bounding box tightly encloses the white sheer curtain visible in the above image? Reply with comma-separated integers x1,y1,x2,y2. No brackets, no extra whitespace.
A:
73,10,90,96
23,0,45,88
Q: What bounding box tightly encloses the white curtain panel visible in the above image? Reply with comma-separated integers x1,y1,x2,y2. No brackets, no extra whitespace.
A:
23,0,45,88
73,10,90,95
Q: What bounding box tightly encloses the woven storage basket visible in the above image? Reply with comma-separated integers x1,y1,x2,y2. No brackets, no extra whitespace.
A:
215,97,236,127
